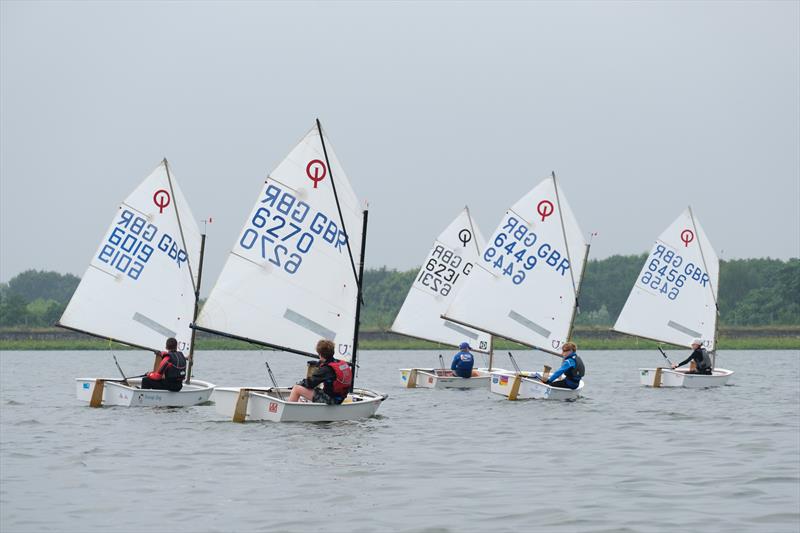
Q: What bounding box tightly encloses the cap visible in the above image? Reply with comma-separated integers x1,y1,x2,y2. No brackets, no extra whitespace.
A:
459,342,471,350
692,339,703,346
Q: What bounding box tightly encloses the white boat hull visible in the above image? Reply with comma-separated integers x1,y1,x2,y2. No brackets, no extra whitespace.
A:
398,368,495,389
489,371,583,401
212,386,387,422
639,367,734,388
76,378,215,407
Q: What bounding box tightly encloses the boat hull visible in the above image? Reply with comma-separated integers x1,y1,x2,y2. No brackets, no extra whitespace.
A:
639,368,734,388
212,386,387,422
489,371,583,401
75,378,215,407
398,368,494,389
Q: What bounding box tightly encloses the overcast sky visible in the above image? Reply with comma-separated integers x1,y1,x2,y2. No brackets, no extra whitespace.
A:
2,1,798,292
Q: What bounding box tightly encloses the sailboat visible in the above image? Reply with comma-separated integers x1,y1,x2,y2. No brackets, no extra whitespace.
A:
443,173,590,401
613,207,733,388
59,160,215,407
392,207,497,389
193,120,386,422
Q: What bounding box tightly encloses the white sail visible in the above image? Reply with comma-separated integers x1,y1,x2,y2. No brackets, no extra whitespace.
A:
196,124,364,360
613,207,719,350
59,160,202,352
443,176,588,354
390,207,492,353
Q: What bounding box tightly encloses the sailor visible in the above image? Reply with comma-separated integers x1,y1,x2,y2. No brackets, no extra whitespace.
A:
672,339,713,375
288,339,352,405
141,337,186,392
543,342,585,389
450,342,475,378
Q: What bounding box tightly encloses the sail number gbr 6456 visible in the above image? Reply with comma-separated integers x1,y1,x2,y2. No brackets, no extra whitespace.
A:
637,243,711,300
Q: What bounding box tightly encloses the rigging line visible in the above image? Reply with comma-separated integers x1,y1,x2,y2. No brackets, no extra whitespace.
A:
464,205,482,257
164,159,198,295
552,171,578,299
688,205,720,349
316,119,360,285
688,206,718,307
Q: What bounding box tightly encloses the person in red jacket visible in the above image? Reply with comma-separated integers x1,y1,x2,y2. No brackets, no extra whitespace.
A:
141,337,186,392
287,339,352,405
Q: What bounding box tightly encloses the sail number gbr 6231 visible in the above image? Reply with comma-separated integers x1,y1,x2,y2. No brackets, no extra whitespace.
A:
415,244,472,297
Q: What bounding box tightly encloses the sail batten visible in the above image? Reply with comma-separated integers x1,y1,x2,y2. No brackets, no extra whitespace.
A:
613,207,719,350
443,175,588,352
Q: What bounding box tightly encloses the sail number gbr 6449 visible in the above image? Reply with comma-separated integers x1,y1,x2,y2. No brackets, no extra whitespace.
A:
481,215,571,286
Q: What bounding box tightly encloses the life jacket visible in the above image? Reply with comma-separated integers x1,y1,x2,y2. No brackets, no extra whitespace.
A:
564,353,585,384
322,359,352,398
697,348,712,372
162,350,187,382
452,351,475,378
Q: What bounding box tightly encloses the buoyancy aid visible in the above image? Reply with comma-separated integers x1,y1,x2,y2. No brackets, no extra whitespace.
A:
697,348,712,372
322,359,352,397
161,350,187,382
564,353,585,384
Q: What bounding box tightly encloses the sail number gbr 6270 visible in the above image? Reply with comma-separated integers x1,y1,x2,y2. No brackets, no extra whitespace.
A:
237,183,349,275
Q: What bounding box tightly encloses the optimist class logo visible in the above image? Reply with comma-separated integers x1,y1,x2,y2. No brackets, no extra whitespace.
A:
680,229,695,247
537,200,554,221
306,160,327,188
153,189,171,214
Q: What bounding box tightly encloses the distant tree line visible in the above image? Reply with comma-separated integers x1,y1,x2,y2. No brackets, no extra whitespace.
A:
1,257,798,328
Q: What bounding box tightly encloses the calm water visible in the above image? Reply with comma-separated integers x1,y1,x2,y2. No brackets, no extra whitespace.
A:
1,349,798,533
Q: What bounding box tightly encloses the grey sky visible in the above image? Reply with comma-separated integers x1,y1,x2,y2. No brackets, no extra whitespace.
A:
2,1,798,293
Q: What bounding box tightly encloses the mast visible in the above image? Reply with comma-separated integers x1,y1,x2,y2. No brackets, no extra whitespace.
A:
315,118,366,384
350,210,369,390
185,232,206,384
566,242,592,342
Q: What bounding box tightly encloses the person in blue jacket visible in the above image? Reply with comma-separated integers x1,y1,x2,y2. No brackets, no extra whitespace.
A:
450,342,474,378
542,342,584,389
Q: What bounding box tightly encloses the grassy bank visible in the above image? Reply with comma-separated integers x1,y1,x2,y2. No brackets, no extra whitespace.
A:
1,333,798,351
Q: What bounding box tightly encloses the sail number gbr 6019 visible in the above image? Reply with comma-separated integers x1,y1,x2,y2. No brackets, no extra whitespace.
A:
415,244,472,297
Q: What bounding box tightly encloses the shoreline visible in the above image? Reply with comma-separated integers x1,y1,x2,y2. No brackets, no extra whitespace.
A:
1,327,798,350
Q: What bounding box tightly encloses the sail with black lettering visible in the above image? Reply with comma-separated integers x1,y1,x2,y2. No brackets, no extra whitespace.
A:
391,207,492,353
613,207,719,350
443,175,587,354
196,124,364,360
58,160,202,352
